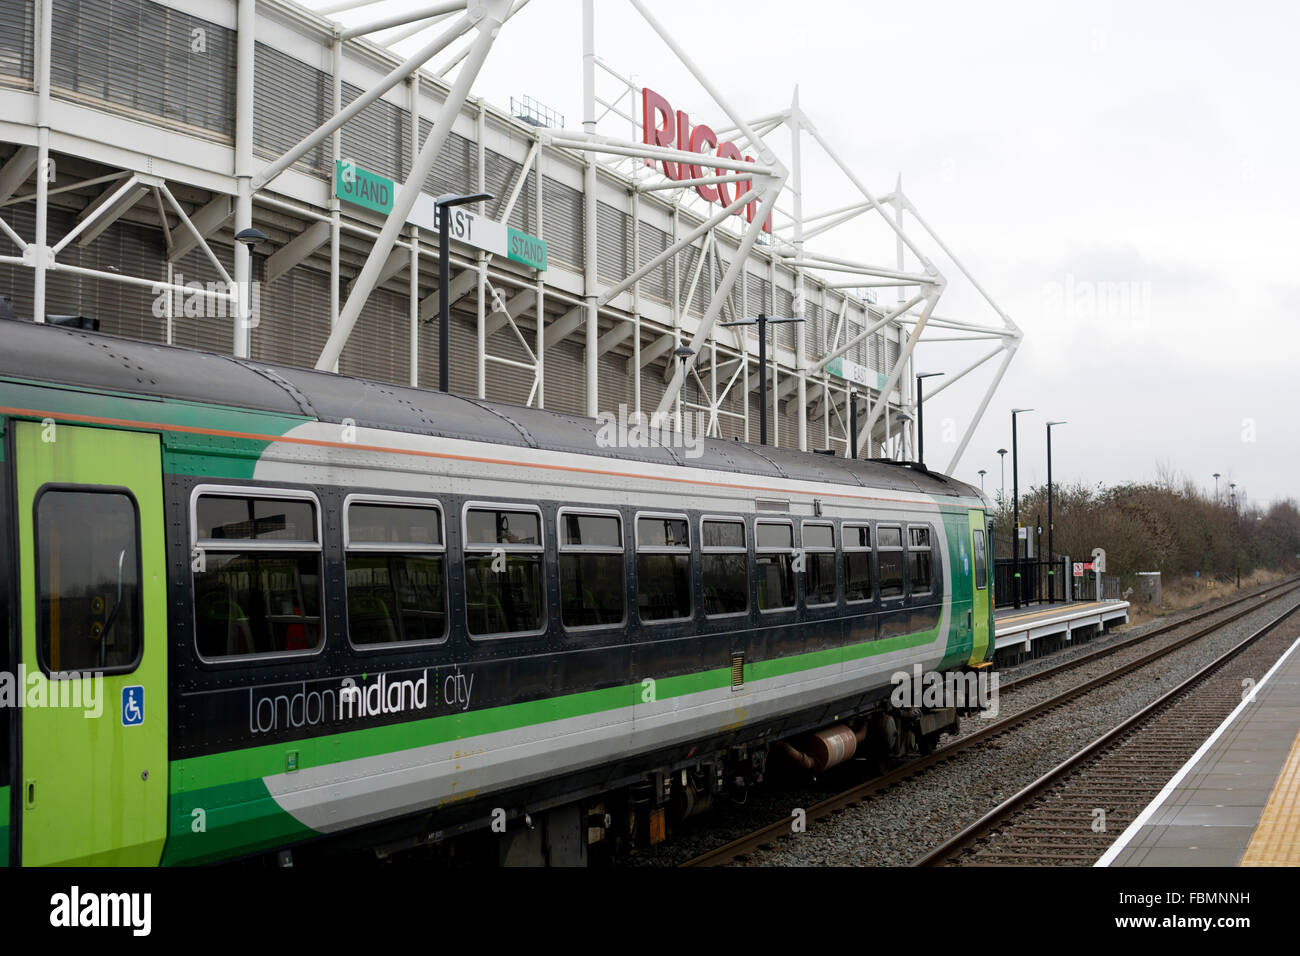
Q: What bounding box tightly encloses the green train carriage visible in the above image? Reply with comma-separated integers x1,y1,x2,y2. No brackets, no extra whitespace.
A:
0,319,993,866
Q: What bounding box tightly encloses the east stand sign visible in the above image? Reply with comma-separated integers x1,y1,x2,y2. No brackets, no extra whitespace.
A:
335,161,547,272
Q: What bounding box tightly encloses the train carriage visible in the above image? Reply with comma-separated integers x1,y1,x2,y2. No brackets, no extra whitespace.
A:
0,318,993,866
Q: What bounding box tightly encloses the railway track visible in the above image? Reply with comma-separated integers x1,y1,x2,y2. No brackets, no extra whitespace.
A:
915,599,1300,866
679,576,1300,867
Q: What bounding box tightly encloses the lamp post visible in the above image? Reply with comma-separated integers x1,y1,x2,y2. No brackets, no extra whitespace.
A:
434,192,493,392
233,227,267,359
978,469,987,493
1046,420,1067,603
720,314,803,446
849,385,858,460
1213,473,1221,502
914,371,944,468
997,448,1008,509
1011,408,1034,608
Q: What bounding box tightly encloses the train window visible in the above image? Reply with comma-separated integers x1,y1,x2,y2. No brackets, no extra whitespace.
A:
636,514,692,623
803,521,837,607
36,489,142,674
192,490,323,660
877,524,905,599
558,510,625,630
973,530,988,590
908,524,934,595
844,523,873,603
464,505,545,637
345,499,447,647
701,518,748,617
756,520,796,612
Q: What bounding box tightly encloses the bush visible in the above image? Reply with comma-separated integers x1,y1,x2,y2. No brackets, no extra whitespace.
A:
987,479,1300,587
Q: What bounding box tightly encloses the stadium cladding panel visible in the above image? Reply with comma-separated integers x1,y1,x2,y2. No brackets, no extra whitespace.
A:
0,0,1018,867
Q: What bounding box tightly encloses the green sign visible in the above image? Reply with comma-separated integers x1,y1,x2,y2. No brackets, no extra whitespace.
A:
335,161,547,272
827,357,889,391
507,228,547,271
335,161,394,214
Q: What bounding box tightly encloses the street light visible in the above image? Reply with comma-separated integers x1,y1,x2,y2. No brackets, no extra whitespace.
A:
1011,408,1034,609
434,192,493,392
234,227,266,358
1213,472,1221,502
1046,420,1067,603
848,385,859,460
978,469,987,493
720,313,803,446
997,448,1008,508
914,371,944,468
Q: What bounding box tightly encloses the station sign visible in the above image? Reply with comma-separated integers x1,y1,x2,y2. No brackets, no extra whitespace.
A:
335,161,547,271
826,357,889,392
641,87,772,234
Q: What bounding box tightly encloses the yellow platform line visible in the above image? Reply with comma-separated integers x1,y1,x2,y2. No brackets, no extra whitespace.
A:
1241,725,1300,866
996,601,1107,625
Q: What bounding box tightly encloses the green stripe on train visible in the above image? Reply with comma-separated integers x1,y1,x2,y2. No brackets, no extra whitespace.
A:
163,617,973,864
0,785,8,866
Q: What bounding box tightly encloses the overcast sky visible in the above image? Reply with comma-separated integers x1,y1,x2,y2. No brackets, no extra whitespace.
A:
318,0,1298,508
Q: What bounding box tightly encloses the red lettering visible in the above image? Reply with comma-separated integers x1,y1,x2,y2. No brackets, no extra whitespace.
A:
689,124,719,202
643,85,769,232
676,111,694,180
641,87,678,180
716,141,744,206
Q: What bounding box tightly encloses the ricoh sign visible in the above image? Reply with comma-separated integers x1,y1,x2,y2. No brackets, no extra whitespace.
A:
641,87,772,234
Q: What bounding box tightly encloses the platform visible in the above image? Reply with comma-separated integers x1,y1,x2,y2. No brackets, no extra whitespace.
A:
1099,633,1300,867
993,599,1130,653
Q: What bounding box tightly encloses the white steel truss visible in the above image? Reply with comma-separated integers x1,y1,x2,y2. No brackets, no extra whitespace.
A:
0,0,1021,475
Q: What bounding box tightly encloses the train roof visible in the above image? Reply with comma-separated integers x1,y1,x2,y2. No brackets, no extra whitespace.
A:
0,319,982,500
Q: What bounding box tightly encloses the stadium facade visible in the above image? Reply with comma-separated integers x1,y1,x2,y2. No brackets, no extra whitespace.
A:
0,0,1020,462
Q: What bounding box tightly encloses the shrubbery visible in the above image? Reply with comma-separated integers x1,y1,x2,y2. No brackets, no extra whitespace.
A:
988,479,1300,585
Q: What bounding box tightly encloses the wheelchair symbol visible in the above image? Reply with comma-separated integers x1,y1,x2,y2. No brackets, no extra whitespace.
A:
122,686,144,727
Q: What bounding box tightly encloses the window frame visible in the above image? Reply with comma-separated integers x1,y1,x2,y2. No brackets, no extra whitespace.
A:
973,529,988,591
843,521,874,605
634,510,693,624
190,484,326,664
343,494,449,651
876,522,907,601
33,483,145,678
461,500,548,641
556,507,627,633
754,518,797,614
700,515,749,619
907,522,936,597
801,520,838,609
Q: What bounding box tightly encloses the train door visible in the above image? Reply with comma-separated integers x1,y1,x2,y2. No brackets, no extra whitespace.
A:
14,422,168,866
968,509,991,664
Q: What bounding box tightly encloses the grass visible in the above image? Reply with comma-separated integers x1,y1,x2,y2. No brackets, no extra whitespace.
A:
1122,567,1291,627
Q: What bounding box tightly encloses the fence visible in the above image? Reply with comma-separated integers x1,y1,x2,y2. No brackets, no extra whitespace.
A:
993,557,1122,606
1072,571,1122,602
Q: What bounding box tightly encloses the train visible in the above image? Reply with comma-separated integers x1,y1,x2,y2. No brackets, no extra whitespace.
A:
0,316,993,866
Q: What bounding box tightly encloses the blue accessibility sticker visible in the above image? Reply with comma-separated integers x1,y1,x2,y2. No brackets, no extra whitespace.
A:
122,685,145,727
